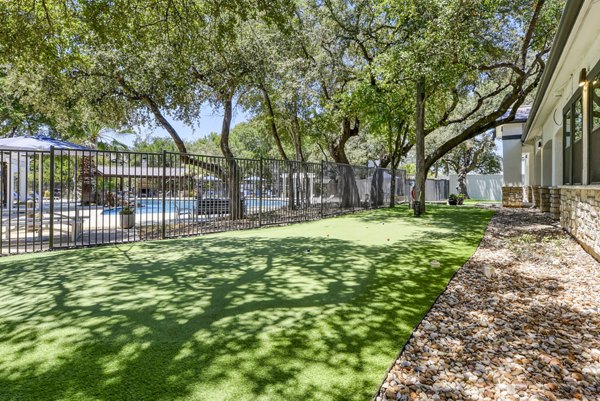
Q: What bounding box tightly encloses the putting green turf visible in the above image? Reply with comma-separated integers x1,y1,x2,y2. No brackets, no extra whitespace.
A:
0,205,494,401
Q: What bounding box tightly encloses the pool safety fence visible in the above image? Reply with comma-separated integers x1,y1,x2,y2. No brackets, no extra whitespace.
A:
0,148,410,255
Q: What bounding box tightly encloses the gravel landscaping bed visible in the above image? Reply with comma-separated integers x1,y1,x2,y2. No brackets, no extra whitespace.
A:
376,207,600,401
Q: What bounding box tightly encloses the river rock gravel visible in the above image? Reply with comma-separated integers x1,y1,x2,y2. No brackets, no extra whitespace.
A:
375,207,600,401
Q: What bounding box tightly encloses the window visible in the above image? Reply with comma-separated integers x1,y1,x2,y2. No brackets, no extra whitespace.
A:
563,91,583,185
564,109,572,184
573,98,583,184
590,74,600,183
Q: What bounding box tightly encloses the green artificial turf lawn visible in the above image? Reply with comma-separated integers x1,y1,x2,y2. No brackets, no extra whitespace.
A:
0,205,494,401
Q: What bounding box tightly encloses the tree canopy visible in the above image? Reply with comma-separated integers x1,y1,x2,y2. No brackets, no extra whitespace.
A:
0,0,565,212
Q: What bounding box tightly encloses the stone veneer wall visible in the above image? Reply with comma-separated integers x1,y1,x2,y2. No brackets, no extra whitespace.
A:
502,186,523,207
559,187,600,260
532,185,541,208
550,188,561,220
524,186,533,203
540,187,551,213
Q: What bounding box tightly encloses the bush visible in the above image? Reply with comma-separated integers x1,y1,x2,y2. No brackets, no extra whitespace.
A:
448,194,458,206
119,205,135,215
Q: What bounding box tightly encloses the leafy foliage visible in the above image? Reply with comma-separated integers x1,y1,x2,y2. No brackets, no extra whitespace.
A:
0,0,564,186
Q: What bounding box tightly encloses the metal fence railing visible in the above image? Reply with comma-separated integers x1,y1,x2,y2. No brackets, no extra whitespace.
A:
0,148,409,255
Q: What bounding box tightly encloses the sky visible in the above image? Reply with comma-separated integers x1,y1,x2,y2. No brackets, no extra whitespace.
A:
105,103,250,147
106,101,504,169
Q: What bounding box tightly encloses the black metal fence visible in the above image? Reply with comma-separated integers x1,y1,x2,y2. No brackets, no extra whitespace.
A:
1,148,410,255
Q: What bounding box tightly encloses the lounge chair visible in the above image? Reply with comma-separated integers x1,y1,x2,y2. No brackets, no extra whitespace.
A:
1,212,84,242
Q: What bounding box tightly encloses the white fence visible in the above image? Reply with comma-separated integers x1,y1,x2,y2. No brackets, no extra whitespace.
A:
448,174,503,201
405,178,450,202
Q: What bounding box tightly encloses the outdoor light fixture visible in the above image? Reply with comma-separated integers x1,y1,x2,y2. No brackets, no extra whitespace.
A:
579,68,587,87
538,139,543,149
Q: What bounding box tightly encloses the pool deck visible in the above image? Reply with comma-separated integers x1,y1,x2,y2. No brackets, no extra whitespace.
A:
1,196,320,255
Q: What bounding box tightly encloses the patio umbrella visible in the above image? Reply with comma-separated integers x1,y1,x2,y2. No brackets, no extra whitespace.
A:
0,135,92,207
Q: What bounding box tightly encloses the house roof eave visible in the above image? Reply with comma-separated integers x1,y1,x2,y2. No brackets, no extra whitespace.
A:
522,0,585,143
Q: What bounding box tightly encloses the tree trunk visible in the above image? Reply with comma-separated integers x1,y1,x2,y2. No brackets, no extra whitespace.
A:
414,77,427,216
338,164,360,208
287,161,295,210
79,157,95,206
290,113,304,162
260,86,288,161
290,113,311,208
369,168,385,207
370,157,389,207
260,87,297,211
302,165,311,208
220,95,243,220
285,105,305,211
457,169,469,198
390,161,396,208
141,92,225,178
331,117,360,209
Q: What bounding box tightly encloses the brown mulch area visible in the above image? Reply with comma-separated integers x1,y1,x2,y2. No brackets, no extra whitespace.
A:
376,207,600,401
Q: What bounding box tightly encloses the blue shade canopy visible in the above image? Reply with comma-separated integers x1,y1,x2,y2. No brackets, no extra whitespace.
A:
0,135,91,151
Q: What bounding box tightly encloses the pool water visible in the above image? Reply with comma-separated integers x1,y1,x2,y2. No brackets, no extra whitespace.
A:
102,198,287,215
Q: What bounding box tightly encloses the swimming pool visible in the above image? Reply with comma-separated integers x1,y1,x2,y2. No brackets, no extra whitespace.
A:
102,198,287,215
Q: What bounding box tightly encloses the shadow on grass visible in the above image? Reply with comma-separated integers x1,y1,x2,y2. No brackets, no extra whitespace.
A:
353,205,494,242
0,207,494,401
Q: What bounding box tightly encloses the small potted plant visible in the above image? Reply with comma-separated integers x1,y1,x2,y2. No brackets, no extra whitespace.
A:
118,205,136,229
457,193,465,205
448,194,458,206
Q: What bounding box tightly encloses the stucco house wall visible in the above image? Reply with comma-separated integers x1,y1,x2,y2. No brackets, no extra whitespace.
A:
520,0,600,259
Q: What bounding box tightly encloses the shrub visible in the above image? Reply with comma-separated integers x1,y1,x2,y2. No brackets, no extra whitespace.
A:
119,205,135,215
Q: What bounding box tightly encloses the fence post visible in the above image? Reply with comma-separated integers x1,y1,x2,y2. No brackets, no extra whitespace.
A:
258,157,263,227
49,146,55,249
320,160,325,218
161,150,167,239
